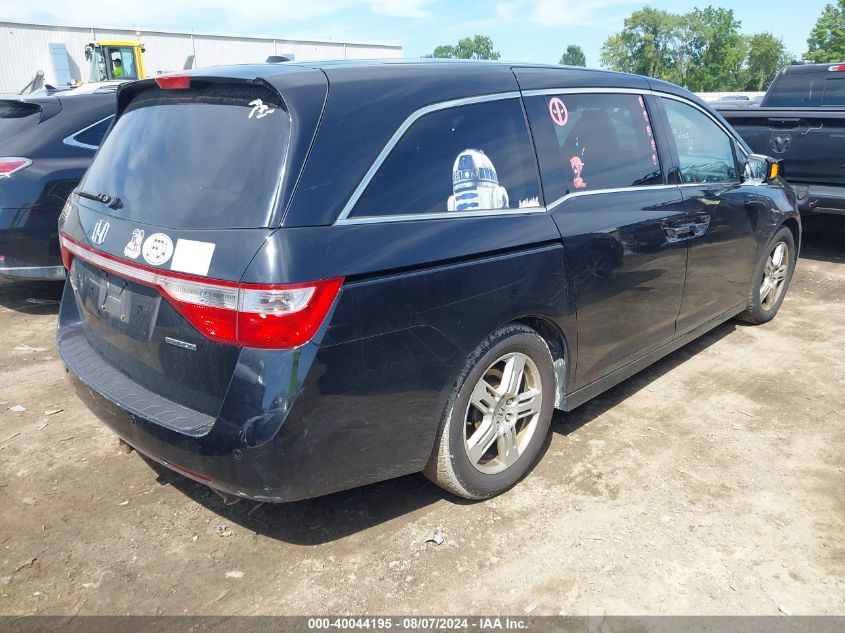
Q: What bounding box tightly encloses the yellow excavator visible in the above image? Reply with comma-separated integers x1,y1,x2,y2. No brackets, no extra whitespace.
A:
84,41,147,82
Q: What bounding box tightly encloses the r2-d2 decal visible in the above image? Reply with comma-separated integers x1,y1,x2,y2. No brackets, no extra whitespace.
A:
447,149,509,212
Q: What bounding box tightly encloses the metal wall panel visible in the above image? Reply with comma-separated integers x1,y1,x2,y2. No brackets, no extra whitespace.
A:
192,35,276,68
0,21,402,95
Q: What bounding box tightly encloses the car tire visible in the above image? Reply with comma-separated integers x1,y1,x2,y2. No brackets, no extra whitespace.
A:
738,226,796,325
423,324,556,500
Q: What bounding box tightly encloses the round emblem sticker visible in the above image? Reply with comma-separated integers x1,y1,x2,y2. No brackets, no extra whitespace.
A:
548,97,569,127
142,233,174,266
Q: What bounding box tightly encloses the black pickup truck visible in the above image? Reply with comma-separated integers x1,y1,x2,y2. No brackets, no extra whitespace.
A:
718,62,845,216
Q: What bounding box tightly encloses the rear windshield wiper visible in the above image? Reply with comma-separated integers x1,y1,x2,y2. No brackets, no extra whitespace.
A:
76,189,123,210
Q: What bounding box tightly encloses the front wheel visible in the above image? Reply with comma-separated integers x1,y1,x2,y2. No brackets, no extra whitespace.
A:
423,324,556,500
738,226,796,325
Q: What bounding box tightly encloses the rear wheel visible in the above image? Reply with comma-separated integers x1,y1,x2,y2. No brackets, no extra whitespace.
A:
423,324,556,500
738,226,796,325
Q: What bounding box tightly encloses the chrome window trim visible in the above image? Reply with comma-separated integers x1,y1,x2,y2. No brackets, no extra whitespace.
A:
337,207,547,226
545,184,679,212
334,91,521,223
522,87,746,147
62,115,114,150
335,86,752,227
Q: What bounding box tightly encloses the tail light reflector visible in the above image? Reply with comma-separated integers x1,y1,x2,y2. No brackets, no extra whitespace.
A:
59,233,343,349
0,157,31,178
828,64,845,72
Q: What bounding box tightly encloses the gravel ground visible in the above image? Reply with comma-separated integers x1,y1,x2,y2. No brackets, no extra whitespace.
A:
0,216,843,616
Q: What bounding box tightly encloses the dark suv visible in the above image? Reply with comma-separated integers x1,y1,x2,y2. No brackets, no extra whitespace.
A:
57,61,800,503
1,84,116,280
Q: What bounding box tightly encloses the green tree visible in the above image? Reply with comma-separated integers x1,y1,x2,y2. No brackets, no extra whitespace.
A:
559,44,587,67
599,7,686,79
600,5,755,91
684,7,745,91
425,35,501,60
805,0,845,62
743,33,791,91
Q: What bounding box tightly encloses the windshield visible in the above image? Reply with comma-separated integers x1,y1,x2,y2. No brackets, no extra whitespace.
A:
89,46,138,82
80,83,291,229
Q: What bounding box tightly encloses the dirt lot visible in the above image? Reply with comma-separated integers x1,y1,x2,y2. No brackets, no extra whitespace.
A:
0,217,843,616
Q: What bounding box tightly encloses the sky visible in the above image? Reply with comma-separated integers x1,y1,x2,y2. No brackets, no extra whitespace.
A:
0,0,831,66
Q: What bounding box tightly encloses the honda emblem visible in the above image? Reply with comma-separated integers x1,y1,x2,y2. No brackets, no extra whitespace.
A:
91,219,110,245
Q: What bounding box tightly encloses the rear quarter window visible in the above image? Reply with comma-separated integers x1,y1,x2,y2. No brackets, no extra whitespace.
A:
524,93,662,202
822,78,845,106
67,116,113,149
350,98,542,218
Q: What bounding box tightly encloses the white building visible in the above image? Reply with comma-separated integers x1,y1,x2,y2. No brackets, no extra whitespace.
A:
0,20,403,95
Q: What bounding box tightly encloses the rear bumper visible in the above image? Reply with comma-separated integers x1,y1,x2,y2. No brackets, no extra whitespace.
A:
58,280,433,502
0,207,63,278
0,264,64,280
793,183,845,216
65,365,290,501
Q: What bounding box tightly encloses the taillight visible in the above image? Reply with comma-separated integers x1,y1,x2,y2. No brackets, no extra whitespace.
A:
59,233,343,349
0,157,31,178
828,64,845,72
155,75,190,90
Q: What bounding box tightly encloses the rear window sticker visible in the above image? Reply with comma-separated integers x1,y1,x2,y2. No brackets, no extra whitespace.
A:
123,228,144,260
171,239,216,277
448,149,509,212
549,97,569,127
142,233,174,266
248,99,276,119
519,196,540,208
570,155,587,189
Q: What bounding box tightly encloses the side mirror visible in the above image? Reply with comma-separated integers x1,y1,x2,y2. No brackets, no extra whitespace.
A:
744,154,783,184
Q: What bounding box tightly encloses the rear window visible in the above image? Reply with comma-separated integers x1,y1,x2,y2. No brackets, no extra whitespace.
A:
0,101,41,141
766,72,824,107
80,83,290,229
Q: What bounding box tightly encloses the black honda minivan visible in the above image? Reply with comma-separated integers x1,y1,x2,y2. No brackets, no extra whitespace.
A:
57,61,800,503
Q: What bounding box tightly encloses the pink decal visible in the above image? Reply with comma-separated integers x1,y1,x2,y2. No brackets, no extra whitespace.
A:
548,97,569,127
570,156,587,189
640,103,658,166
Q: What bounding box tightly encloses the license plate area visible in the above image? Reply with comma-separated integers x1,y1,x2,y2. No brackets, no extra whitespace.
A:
72,259,161,342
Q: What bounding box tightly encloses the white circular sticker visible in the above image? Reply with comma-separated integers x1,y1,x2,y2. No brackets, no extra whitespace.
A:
142,233,174,266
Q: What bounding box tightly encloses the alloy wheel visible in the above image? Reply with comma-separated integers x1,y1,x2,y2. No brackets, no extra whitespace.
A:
760,241,789,310
463,352,543,475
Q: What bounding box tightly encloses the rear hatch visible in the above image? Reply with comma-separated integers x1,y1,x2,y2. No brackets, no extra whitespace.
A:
58,71,329,432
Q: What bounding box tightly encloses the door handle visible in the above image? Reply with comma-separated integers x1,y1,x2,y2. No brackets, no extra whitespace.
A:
688,215,711,238
661,215,710,242
661,221,693,243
